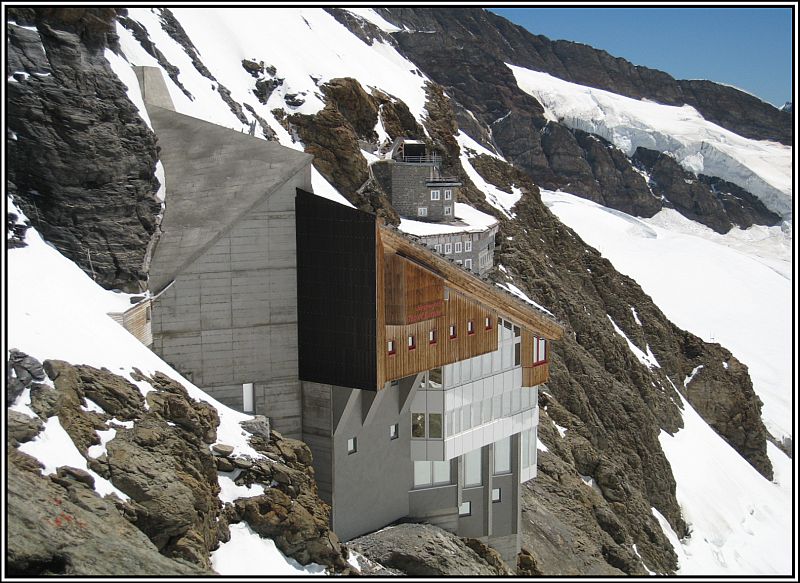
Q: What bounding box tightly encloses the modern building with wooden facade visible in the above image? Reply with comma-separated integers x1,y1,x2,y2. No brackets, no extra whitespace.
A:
134,66,564,566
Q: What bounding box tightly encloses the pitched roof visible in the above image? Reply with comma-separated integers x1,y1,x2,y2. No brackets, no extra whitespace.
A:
146,105,312,293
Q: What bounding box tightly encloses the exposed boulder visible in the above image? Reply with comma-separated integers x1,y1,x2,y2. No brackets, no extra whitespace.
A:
6,447,208,576
349,523,510,576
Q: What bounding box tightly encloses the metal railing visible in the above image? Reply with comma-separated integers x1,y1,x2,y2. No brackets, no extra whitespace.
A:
399,154,442,164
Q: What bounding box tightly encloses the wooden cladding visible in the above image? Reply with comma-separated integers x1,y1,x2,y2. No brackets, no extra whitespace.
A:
379,286,498,385
384,253,444,325
523,362,550,388
108,300,153,347
521,328,549,387
380,226,564,341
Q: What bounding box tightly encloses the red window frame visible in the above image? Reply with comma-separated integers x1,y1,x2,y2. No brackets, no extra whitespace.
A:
467,320,475,335
485,317,493,330
388,339,396,355
429,329,437,345
408,335,416,350
449,325,457,339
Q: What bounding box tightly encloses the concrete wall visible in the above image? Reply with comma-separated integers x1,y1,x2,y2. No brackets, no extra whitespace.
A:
151,166,311,438
304,381,414,541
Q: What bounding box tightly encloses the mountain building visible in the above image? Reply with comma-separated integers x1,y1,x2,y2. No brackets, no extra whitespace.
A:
128,66,564,564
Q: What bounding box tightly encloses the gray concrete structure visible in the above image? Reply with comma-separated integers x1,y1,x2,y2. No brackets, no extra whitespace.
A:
137,68,541,568
139,67,312,439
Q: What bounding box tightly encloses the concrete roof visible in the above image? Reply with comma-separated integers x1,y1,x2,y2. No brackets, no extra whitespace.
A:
146,104,312,293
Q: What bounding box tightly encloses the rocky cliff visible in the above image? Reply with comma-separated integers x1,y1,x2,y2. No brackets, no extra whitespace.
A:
7,8,162,293
6,351,352,576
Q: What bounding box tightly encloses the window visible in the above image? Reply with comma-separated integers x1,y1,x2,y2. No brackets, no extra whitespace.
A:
444,243,452,254
456,259,462,265
418,207,428,217
444,189,452,200
444,206,452,216
408,335,416,350
434,244,442,253
455,242,462,253
491,488,501,503
467,320,475,335
464,240,472,252
464,258,472,270
387,339,396,355
414,461,450,487
242,383,255,413
485,317,492,330
459,500,472,516
533,337,547,363
431,189,441,200
494,437,511,474
428,413,442,438
429,367,442,389
464,448,482,487
412,413,426,438
514,342,521,366
389,423,399,440
429,329,437,344
449,325,457,339
347,437,357,454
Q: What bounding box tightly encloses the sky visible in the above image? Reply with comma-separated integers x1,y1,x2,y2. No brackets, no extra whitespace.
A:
490,7,793,108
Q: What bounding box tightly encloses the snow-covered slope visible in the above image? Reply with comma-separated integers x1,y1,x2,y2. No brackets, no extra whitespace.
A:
510,65,792,221
6,202,327,576
541,189,792,442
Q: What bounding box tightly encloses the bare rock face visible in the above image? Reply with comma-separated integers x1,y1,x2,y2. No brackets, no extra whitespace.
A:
7,359,353,575
6,449,208,576
6,8,162,293
349,523,511,576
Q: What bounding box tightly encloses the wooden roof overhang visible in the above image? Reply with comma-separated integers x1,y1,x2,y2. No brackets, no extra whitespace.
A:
378,224,565,341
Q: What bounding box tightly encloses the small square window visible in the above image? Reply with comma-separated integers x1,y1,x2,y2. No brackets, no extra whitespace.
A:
456,259,462,265
418,207,428,217
389,423,399,440
347,437,357,454
455,242,462,253
444,243,452,254
431,190,441,200
408,335,416,350
459,500,471,516
429,329,437,344
444,189,452,200
465,241,472,252
449,325,457,339
467,320,475,335
444,206,452,215
388,339,396,355
491,488,501,503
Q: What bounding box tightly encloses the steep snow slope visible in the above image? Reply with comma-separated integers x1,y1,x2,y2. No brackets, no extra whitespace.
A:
541,190,792,443
6,202,328,576
510,65,792,220
655,393,791,575
115,8,429,146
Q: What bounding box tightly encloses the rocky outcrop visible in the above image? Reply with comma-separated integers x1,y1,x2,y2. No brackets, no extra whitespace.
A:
7,355,352,575
7,447,208,576
349,523,512,576
632,148,781,232
6,8,162,293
